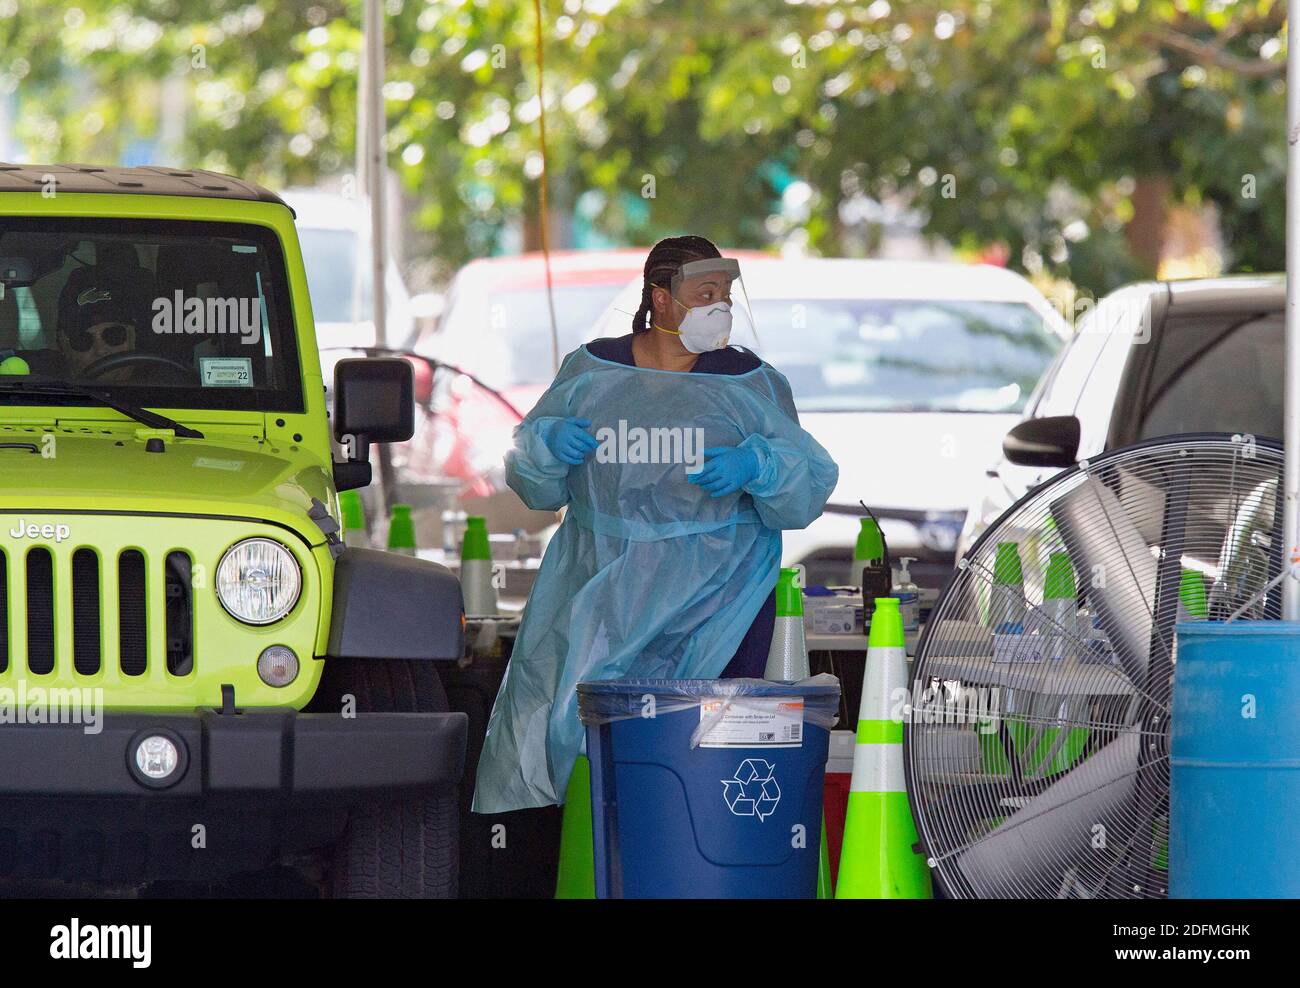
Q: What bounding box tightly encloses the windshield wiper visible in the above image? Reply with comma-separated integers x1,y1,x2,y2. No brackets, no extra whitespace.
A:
0,380,204,439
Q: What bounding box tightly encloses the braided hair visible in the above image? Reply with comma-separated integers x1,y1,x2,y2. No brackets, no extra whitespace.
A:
631,235,723,334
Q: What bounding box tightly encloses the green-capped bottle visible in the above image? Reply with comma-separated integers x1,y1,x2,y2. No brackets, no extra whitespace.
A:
854,516,891,626
1178,567,1208,621
387,503,417,556
1041,551,1078,659
460,515,498,616
764,567,809,681
339,489,368,549
989,541,1026,632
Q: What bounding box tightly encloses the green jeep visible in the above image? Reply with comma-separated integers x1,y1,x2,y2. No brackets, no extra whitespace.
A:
0,163,467,897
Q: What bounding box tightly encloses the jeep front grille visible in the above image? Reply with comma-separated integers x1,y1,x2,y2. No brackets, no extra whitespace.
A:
0,546,193,679
24,548,54,675
0,514,321,708
71,548,100,676
117,549,147,676
0,553,7,669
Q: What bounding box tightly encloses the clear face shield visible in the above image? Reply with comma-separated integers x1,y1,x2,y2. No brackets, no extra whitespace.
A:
664,257,759,353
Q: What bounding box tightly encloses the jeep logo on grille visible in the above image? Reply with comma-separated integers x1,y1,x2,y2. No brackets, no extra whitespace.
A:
8,519,70,543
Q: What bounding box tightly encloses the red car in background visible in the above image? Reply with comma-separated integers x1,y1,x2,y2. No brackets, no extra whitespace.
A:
393,250,653,506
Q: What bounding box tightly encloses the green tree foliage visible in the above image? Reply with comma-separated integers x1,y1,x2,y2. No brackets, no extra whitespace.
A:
0,0,1287,292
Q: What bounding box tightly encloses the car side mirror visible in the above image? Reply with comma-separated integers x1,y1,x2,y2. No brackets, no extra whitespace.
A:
333,358,415,491
1003,415,1081,468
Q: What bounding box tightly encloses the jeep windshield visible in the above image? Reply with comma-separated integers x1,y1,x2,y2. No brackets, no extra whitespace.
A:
0,218,304,413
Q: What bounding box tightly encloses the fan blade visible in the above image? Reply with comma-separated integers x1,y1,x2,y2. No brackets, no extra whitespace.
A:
954,731,1141,897
1051,475,1156,684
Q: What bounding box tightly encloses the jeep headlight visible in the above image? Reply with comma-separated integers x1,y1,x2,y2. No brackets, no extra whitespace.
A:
216,538,302,624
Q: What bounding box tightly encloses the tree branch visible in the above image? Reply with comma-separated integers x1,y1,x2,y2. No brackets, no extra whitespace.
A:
1144,27,1284,78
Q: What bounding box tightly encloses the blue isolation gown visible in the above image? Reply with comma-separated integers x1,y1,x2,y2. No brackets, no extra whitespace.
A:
472,345,838,813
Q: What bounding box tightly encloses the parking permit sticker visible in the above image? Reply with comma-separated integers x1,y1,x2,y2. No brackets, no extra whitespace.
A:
200,357,253,387
698,698,804,748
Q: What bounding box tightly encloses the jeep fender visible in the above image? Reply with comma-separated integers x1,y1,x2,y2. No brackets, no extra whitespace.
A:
327,548,465,660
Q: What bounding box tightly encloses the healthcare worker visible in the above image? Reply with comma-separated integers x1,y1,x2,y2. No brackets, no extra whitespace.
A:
473,236,838,815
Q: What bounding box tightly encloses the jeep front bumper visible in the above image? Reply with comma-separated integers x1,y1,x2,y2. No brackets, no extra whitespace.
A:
0,708,468,797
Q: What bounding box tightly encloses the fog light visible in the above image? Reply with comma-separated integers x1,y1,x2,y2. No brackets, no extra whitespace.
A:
136,736,178,779
128,729,187,789
258,645,299,687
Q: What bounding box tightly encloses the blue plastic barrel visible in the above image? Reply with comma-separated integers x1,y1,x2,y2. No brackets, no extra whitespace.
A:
1171,621,1300,898
577,678,840,899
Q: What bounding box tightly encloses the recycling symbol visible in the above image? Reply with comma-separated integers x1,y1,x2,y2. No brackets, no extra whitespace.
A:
721,758,781,821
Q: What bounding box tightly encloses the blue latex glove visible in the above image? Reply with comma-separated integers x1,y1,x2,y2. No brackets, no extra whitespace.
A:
689,445,761,498
545,416,600,466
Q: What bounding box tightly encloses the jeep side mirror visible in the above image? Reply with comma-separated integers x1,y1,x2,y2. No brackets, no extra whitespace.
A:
333,358,415,491
1002,415,1082,469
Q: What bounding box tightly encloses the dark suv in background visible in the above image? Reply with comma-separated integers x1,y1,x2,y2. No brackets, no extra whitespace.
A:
958,274,1284,555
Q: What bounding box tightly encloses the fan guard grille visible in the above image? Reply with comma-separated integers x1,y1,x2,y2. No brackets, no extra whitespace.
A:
905,434,1282,899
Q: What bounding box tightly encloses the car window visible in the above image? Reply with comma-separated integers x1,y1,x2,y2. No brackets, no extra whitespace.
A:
751,298,1058,413
1036,312,1118,417
430,281,632,387
1138,311,1283,441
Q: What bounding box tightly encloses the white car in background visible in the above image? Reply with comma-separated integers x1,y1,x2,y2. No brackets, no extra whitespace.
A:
593,258,1070,589
283,188,415,382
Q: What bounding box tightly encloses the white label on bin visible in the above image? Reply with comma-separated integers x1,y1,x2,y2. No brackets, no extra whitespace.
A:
698,698,804,748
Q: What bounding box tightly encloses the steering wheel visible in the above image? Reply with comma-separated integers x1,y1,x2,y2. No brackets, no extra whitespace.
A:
81,352,196,384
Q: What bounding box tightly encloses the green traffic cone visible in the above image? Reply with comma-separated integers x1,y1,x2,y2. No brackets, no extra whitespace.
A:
764,567,809,681
338,489,367,548
817,818,833,898
979,718,1011,776
555,755,595,899
1179,567,1208,620
836,597,932,899
386,503,416,555
1153,814,1169,872
460,516,498,616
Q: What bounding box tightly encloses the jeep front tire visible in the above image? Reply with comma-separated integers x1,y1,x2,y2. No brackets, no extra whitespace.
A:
309,657,458,899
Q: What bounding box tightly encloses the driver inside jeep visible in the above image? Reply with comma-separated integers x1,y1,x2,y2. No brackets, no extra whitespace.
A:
58,275,147,384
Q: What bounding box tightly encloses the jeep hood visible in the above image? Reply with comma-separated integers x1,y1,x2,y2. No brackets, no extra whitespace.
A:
0,427,333,541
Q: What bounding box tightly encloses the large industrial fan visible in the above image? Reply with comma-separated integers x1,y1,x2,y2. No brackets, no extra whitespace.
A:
905,434,1283,898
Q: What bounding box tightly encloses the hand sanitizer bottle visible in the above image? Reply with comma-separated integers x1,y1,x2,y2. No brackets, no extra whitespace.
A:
893,556,921,654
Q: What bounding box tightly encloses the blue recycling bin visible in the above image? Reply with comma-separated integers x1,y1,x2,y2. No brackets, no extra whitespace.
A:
577,677,840,899
1171,621,1300,898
